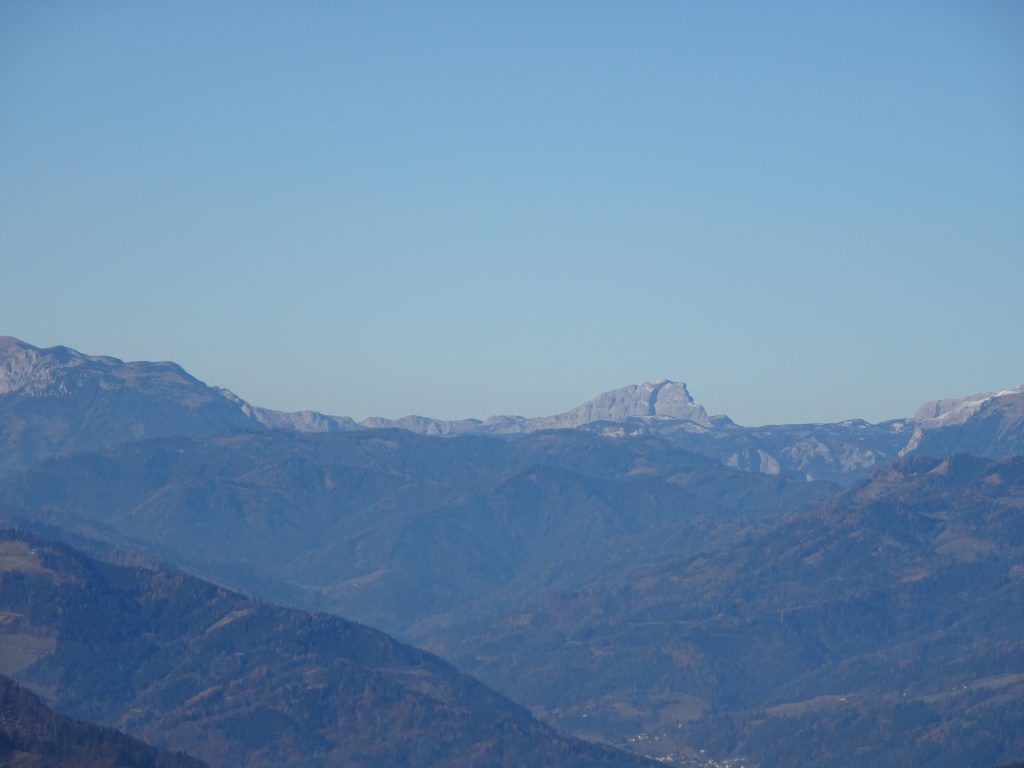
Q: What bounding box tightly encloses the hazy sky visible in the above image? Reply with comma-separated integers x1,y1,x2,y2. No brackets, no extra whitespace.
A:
2,1,1022,425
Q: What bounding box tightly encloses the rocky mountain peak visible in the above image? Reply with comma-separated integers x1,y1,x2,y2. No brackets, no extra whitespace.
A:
913,385,1024,428
538,379,711,430
0,337,203,398
0,337,99,397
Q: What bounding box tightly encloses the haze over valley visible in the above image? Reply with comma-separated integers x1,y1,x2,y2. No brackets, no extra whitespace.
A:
1,337,1023,766
3,2,1022,765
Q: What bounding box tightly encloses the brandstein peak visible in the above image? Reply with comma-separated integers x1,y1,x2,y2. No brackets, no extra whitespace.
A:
540,379,710,428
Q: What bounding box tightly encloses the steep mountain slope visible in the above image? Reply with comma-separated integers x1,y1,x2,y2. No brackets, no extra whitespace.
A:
0,337,247,474
420,455,1024,766
0,529,654,768
0,428,830,635
0,675,208,768
904,386,1024,459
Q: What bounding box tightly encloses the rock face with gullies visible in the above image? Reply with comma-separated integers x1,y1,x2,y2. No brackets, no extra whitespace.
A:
359,381,712,435
531,379,712,430
0,336,213,399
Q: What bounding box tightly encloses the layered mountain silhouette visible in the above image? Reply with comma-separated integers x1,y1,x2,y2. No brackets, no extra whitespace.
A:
2,336,1023,766
5,437,1022,764
423,454,1024,766
0,529,653,768
0,428,831,635
2,337,1022,481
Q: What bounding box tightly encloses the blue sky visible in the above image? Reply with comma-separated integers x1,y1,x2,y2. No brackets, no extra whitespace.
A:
2,1,1022,424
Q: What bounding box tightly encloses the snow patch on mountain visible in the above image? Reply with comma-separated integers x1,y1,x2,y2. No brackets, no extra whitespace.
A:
914,386,1024,428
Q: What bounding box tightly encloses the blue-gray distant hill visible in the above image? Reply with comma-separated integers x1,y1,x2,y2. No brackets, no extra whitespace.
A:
0,427,833,634
428,453,1024,767
0,529,654,768
5,445,1023,765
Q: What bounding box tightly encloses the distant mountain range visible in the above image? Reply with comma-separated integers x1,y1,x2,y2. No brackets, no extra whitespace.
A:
1,335,1022,766
2,336,1022,481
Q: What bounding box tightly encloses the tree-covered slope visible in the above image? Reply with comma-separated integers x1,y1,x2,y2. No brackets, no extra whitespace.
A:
0,428,829,634
0,529,653,768
0,674,207,768
423,455,1024,766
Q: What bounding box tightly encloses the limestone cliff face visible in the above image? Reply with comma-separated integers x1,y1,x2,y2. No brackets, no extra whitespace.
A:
901,385,1024,458
354,380,712,435
0,336,213,400
913,385,1024,428
529,379,712,430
